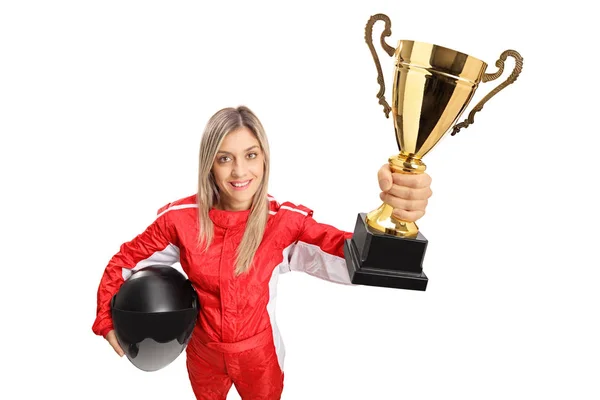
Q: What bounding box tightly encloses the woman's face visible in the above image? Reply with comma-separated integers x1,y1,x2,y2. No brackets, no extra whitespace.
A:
212,127,264,211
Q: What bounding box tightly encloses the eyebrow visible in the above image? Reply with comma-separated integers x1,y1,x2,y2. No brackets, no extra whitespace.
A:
217,145,259,155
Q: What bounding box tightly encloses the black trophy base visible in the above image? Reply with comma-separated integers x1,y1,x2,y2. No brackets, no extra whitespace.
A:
344,213,428,291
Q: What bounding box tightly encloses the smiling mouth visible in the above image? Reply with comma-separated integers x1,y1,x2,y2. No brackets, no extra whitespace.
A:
230,180,251,189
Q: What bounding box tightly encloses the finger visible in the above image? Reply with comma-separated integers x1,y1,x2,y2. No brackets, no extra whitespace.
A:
385,184,433,201
392,208,425,223
380,192,428,211
391,172,432,189
110,341,125,357
106,333,125,357
377,164,393,191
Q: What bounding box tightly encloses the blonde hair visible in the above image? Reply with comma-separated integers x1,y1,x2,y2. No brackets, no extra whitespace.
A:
197,106,270,275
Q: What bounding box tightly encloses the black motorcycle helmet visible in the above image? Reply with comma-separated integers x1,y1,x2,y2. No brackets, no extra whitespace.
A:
110,265,199,372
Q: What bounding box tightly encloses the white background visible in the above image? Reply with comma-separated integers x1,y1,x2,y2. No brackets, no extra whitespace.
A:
1,1,599,399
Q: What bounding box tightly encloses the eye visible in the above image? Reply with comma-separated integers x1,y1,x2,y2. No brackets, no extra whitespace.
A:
247,152,258,159
218,156,231,163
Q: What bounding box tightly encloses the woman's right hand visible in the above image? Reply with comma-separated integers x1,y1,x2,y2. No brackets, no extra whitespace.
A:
106,330,125,357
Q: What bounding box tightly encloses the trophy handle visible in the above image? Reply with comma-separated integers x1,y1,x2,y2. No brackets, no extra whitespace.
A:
365,13,396,118
451,49,524,136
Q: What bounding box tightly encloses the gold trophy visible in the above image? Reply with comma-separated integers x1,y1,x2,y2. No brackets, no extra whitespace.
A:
344,13,523,290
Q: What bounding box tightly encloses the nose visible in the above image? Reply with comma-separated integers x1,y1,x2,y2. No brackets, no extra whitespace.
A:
231,158,248,178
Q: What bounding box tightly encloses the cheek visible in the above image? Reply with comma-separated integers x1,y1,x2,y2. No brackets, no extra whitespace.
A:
211,167,228,189
252,157,265,179
252,165,264,180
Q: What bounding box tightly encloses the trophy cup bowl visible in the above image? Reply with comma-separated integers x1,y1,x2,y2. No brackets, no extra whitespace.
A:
344,13,523,291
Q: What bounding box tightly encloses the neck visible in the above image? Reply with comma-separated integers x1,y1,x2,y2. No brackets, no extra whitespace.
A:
216,199,252,212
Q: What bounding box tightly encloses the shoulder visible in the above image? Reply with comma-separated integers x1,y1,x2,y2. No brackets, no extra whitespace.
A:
267,194,314,219
156,194,198,218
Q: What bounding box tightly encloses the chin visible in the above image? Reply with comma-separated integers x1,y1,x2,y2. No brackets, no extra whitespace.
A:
225,191,257,208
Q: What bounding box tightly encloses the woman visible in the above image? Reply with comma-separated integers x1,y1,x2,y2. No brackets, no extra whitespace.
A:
92,106,432,399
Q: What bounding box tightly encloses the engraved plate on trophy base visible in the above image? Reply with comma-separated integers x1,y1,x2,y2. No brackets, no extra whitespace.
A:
344,213,428,291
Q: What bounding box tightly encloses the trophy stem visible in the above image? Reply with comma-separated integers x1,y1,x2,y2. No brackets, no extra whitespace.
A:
366,203,419,237
365,152,426,238
389,152,427,174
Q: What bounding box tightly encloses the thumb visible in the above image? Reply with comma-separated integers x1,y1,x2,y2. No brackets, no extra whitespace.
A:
377,163,393,191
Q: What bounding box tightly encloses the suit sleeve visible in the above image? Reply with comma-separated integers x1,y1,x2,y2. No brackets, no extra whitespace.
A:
282,206,354,285
91,210,180,337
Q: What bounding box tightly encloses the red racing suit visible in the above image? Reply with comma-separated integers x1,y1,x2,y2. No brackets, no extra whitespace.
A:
92,194,352,399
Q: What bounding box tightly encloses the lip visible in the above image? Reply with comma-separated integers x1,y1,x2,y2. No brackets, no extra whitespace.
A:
229,179,252,191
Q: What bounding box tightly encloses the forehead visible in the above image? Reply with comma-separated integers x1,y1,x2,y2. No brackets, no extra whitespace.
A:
218,127,260,152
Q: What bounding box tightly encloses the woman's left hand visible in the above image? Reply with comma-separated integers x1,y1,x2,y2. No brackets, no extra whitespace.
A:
377,163,433,223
